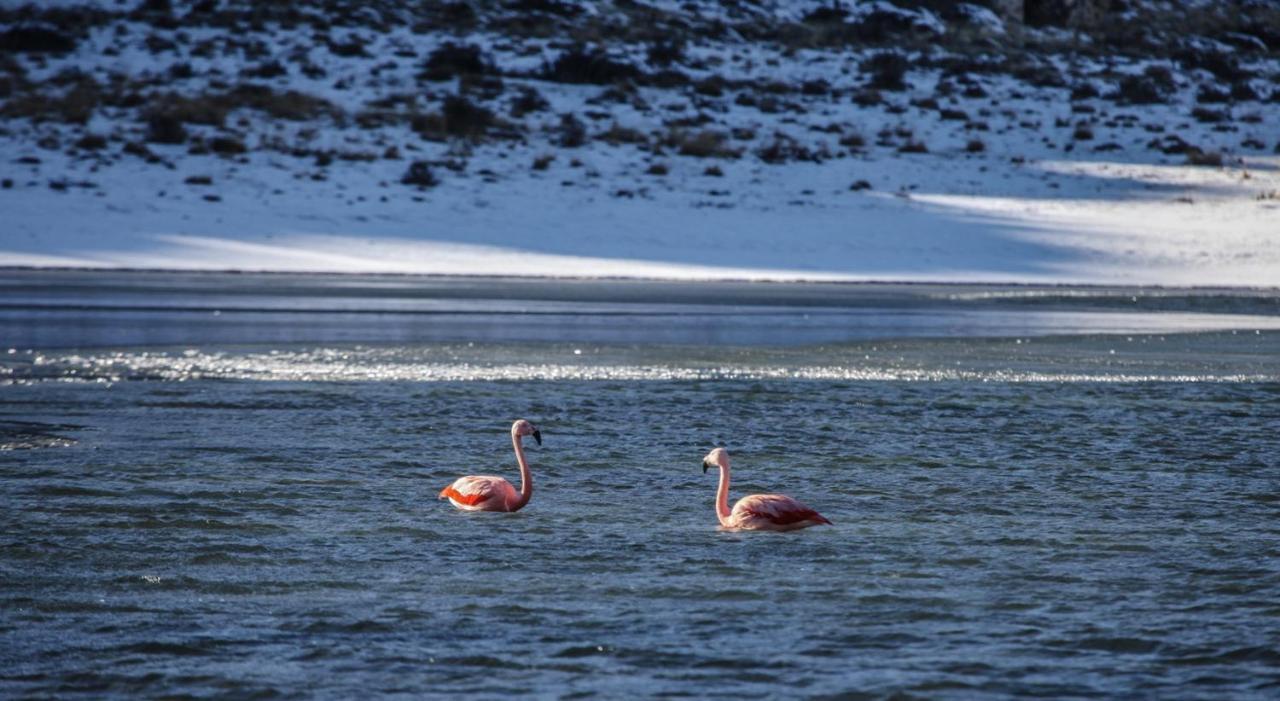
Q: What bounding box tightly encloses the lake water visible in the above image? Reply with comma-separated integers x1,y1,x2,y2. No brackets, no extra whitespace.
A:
3,271,1279,699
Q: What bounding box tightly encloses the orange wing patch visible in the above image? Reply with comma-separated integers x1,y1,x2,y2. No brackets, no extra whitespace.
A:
745,507,829,526
439,486,492,506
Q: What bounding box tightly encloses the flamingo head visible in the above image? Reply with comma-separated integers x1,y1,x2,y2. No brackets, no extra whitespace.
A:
701,447,729,473
512,419,542,446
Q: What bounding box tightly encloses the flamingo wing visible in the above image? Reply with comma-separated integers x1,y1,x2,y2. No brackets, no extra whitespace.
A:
732,493,832,529
439,475,515,509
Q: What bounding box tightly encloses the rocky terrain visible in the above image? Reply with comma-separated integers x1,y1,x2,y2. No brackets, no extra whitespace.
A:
1,0,1278,283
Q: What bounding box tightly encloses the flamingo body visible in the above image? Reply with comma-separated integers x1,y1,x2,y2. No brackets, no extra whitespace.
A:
702,448,831,532
439,475,520,512
726,493,832,531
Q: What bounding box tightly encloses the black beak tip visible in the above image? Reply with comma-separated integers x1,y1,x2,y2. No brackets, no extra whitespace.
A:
532,430,542,446
702,461,710,474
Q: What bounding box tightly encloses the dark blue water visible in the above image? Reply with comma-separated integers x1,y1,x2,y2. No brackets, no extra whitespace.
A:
3,271,1280,699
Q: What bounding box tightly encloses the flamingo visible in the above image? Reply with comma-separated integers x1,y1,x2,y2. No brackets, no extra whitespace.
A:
701,447,831,531
439,419,541,512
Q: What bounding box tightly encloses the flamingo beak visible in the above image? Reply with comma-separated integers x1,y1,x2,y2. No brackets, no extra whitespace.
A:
532,430,542,446
702,460,711,474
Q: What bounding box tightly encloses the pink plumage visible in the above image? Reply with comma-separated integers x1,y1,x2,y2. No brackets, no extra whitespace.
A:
702,448,831,531
439,420,541,513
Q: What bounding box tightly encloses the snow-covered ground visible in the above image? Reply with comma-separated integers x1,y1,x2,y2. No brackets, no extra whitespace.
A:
2,2,1278,285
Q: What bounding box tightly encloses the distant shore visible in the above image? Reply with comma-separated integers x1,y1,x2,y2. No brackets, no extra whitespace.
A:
2,1,1278,286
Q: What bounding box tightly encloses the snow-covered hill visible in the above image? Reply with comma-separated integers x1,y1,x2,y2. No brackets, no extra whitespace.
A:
2,0,1278,284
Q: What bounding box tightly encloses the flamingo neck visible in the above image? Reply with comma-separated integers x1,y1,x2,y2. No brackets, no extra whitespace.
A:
715,463,732,526
511,433,532,511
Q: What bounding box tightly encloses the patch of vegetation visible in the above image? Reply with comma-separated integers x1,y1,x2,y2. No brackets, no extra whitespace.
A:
144,84,338,131
1184,148,1224,167
545,45,640,85
510,87,549,118
596,122,647,146
862,52,909,92
420,43,492,82
0,26,76,53
669,129,738,158
557,113,587,147
756,133,824,164
1190,106,1229,123
401,160,438,188
1,74,100,124
1112,66,1176,105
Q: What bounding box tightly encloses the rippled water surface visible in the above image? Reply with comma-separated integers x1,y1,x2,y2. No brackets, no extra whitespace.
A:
3,272,1280,699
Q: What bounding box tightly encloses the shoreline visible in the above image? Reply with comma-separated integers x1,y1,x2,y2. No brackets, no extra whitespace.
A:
3,266,1280,293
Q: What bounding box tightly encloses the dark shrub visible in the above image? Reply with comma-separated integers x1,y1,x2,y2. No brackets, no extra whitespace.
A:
850,7,943,42
209,136,246,154
674,130,736,158
441,95,493,139
1024,0,1075,28
510,87,549,117
434,2,477,27
1185,148,1223,167
2,78,100,123
597,122,647,146
1176,48,1252,82
1113,66,1175,105
244,60,287,79
1071,83,1100,100
1147,134,1194,154
1196,85,1230,103
510,0,581,16
420,43,490,82
757,135,819,164
147,114,186,143
863,52,909,92
0,26,76,54
546,45,640,85
694,76,725,97
648,69,689,89
852,89,883,106
839,132,866,149
801,79,830,96
1013,63,1065,89
558,113,587,147
647,39,683,67
1191,107,1228,123
229,84,336,121
803,6,848,23
75,133,107,150
1231,82,1259,102
328,39,368,58
401,161,438,187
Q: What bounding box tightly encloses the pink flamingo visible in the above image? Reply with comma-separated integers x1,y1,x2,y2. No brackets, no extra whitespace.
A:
439,419,541,512
701,447,831,531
